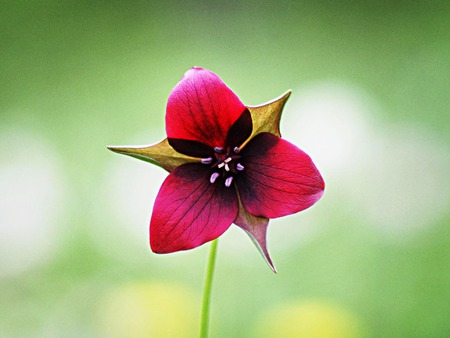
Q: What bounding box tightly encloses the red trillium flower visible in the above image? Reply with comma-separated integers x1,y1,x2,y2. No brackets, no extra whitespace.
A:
108,67,324,271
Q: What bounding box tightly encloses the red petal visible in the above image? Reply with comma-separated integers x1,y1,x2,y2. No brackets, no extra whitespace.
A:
166,67,246,149
225,108,253,148
237,133,324,219
150,163,238,253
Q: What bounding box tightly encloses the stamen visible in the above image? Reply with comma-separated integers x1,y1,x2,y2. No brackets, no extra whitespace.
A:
224,163,230,171
210,172,220,183
201,157,213,164
236,163,244,171
224,157,232,163
225,176,233,187
214,147,224,153
233,146,240,153
217,162,225,169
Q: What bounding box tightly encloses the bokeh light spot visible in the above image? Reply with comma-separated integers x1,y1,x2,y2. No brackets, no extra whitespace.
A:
96,131,167,258
282,82,450,238
253,300,365,338
96,281,197,338
0,127,68,278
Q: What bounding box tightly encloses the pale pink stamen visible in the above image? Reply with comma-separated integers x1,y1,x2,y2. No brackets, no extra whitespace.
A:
225,176,233,187
210,172,220,183
201,157,213,164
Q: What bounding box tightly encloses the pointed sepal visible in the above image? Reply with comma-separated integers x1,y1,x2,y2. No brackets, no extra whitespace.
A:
234,194,277,273
107,138,198,172
245,90,291,146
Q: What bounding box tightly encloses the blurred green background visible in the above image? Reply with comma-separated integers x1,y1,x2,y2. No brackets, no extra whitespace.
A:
1,1,450,337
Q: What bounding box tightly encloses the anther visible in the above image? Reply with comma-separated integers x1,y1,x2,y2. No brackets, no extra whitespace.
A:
225,176,233,187
210,172,220,183
236,163,244,171
224,163,230,171
233,146,240,153
224,157,232,163
214,147,224,153
201,157,213,164
218,162,225,169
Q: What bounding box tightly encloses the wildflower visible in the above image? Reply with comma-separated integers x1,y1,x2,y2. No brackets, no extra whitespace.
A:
109,67,324,271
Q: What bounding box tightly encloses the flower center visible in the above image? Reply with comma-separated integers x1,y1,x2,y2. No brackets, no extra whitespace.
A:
201,146,245,187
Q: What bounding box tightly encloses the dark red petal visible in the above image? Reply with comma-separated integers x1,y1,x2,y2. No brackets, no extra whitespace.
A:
150,163,238,253
166,67,246,149
237,133,324,219
168,138,213,158
225,108,253,148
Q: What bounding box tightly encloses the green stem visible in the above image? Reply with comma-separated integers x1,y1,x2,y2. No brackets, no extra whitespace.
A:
199,238,219,338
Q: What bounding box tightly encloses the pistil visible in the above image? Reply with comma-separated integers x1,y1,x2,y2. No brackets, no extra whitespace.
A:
202,145,244,187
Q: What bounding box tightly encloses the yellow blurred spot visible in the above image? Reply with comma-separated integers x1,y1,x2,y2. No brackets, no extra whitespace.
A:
254,300,365,338
96,281,197,338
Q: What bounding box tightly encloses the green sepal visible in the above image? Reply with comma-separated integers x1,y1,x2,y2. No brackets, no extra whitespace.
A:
107,138,198,172
234,192,277,273
243,90,291,148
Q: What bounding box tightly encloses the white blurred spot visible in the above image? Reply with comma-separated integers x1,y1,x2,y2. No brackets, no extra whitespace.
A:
0,128,67,278
282,82,450,239
282,83,379,178
97,132,167,257
353,124,450,235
